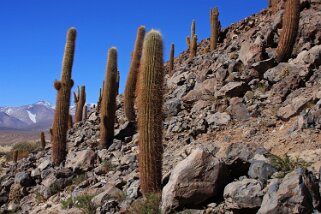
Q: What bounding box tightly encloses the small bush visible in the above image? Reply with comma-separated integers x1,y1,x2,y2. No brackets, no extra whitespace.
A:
35,192,46,204
61,195,96,214
10,141,41,161
61,197,73,209
127,193,161,214
72,174,87,185
267,153,311,174
101,160,115,172
74,195,96,214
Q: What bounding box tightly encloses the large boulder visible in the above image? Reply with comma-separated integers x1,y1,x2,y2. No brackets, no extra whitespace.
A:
161,149,228,213
224,178,264,210
65,149,96,172
258,168,321,214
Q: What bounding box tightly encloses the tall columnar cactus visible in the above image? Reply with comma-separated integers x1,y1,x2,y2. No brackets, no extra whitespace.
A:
13,150,18,163
186,20,196,52
275,0,300,62
84,105,88,120
210,7,219,50
100,48,118,148
52,27,76,166
137,30,164,195
40,131,46,150
268,0,272,9
190,34,198,58
74,85,86,123
124,26,146,122
186,36,191,51
97,81,104,112
169,43,175,74
191,20,195,38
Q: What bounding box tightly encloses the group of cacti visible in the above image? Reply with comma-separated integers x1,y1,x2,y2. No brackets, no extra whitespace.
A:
35,0,300,198
46,25,164,196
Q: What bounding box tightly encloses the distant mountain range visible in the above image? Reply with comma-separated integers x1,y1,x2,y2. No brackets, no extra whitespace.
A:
0,101,94,131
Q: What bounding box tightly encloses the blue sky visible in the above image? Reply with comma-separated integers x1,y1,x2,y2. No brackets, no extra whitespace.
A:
0,0,267,106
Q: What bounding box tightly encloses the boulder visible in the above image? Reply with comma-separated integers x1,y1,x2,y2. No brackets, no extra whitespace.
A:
248,160,277,183
91,184,123,207
14,172,34,187
206,112,231,126
161,149,228,213
65,149,96,172
224,178,263,209
215,82,248,98
277,87,314,120
258,169,321,214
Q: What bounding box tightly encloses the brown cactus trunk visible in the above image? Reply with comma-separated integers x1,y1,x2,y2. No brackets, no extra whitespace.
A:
124,26,146,122
275,0,300,62
74,85,86,123
137,30,164,195
210,8,219,50
52,28,76,166
169,43,175,75
100,48,118,148
40,131,46,150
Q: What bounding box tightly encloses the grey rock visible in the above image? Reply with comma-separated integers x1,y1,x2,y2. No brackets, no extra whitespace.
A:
206,112,231,126
216,82,248,98
258,169,321,214
162,149,228,213
65,149,96,172
224,178,263,209
248,160,277,182
14,172,34,187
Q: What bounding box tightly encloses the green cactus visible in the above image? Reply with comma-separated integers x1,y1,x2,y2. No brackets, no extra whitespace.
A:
124,26,146,122
275,0,300,62
100,48,118,148
210,7,219,50
40,131,46,150
137,30,164,195
169,43,175,74
52,27,76,166
74,85,86,123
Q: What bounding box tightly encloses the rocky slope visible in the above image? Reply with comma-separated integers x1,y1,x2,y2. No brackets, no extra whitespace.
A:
1,0,321,213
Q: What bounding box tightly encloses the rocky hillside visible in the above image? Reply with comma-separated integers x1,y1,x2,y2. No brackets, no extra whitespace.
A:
0,0,321,213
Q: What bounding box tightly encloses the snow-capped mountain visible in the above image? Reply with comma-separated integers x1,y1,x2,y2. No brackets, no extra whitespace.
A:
0,101,55,131
0,101,95,131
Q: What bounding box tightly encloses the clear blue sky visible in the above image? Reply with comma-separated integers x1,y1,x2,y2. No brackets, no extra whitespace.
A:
0,0,267,106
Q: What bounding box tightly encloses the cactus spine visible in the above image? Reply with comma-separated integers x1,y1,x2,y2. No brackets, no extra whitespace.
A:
275,0,300,62
137,30,164,195
124,26,146,122
100,48,118,148
52,27,76,166
40,131,46,150
210,7,219,50
74,85,86,123
169,43,175,74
